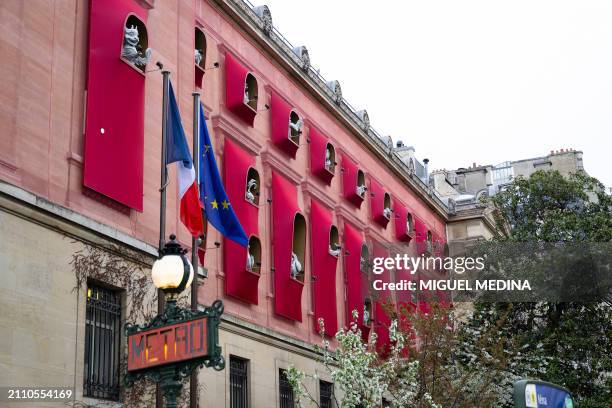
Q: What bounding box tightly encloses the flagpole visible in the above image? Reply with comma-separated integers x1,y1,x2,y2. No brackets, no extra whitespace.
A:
159,69,170,249
157,68,170,408
190,91,201,408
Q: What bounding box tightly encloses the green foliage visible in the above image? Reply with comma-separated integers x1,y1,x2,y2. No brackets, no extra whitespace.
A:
469,170,612,407
401,303,511,408
490,170,612,242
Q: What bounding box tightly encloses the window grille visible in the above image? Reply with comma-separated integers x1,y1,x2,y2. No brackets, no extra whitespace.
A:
84,284,121,400
230,356,249,408
279,369,295,408
320,380,333,408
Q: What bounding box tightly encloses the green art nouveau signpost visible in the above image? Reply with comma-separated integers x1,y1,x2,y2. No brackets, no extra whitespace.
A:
124,235,225,407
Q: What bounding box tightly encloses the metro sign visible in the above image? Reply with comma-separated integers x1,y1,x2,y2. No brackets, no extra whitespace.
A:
513,380,574,408
127,317,208,371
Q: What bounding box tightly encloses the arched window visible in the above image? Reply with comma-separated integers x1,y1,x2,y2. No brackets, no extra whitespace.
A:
291,214,306,282
246,236,262,274
121,15,149,73
426,230,433,254
329,225,340,257
356,170,366,198
363,297,372,326
245,168,260,206
406,213,414,234
324,143,336,174
360,243,369,273
288,110,302,145
195,27,206,69
383,193,391,219
244,73,258,111
194,27,207,88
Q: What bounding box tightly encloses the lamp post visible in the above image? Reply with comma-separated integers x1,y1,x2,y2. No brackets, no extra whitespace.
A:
125,234,225,408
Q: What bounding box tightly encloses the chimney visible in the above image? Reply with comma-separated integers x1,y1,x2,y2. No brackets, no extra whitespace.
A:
423,158,430,184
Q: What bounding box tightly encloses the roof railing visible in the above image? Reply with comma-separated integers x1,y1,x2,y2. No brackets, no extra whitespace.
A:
236,0,448,211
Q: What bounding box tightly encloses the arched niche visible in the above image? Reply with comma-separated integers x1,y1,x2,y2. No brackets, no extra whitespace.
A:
245,167,260,206
363,297,372,326
383,193,391,219
194,27,206,69
324,143,336,174
244,73,258,111
360,243,369,273
289,110,301,145
406,213,414,234
247,236,262,274
356,169,366,198
291,213,306,282
194,27,206,88
329,225,340,257
121,15,149,73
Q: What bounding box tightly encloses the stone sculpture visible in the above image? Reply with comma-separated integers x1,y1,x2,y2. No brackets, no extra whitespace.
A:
121,25,151,67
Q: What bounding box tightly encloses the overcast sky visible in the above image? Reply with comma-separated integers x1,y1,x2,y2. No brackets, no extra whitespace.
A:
260,0,612,189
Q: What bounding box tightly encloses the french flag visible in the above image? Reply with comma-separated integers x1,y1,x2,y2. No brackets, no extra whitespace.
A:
166,81,204,237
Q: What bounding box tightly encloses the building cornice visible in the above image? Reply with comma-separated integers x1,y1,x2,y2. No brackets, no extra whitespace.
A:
209,0,449,220
0,181,158,258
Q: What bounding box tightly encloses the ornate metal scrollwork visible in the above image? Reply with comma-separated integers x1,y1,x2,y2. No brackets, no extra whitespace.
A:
124,298,226,403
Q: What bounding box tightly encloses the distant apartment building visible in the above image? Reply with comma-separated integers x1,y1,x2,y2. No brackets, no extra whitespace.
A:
431,148,586,204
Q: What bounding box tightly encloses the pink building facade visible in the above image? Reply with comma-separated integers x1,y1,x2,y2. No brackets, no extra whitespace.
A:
0,0,450,405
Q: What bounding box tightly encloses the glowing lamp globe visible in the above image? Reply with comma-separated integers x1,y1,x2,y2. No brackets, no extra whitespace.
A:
152,234,194,295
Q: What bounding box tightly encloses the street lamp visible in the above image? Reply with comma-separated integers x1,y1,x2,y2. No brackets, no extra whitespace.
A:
152,234,194,296
125,234,225,408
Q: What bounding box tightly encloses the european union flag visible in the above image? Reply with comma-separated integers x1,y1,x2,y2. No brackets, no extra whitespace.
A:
198,104,249,247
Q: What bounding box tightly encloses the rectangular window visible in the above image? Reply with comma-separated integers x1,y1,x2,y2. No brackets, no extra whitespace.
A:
230,356,249,408
84,284,121,400
319,380,333,408
279,369,295,408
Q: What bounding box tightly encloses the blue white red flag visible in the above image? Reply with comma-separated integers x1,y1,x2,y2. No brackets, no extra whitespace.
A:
166,81,204,237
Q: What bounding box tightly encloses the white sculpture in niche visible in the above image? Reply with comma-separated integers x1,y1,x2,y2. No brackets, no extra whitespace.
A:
363,303,370,325
356,184,367,198
122,25,151,67
245,178,258,204
288,118,303,138
194,49,203,66
244,82,251,104
383,206,392,219
325,148,333,171
328,243,340,257
360,255,368,272
290,252,302,279
246,245,255,271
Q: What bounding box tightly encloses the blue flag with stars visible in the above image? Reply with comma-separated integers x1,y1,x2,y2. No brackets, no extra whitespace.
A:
198,104,249,247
